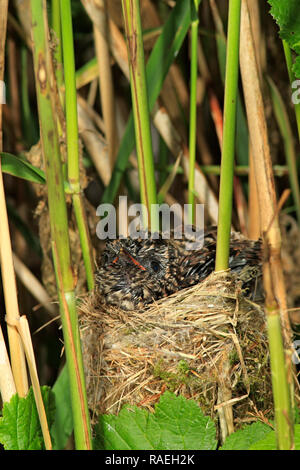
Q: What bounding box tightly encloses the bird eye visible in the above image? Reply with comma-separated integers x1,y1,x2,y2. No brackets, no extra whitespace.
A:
151,260,161,273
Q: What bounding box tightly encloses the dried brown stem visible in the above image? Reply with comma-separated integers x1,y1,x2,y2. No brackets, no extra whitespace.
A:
239,4,293,443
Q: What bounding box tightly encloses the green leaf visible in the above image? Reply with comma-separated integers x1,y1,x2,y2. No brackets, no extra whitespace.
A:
250,424,300,450
0,386,55,450
94,391,217,450
268,0,300,77
220,421,273,450
51,365,73,450
0,152,46,184
101,0,192,204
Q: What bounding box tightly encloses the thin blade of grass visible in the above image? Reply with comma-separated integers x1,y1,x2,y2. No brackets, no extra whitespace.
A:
267,75,300,223
188,0,201,225
240,0,293,450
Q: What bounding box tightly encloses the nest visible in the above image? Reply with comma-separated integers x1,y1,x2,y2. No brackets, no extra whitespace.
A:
79,269,273,439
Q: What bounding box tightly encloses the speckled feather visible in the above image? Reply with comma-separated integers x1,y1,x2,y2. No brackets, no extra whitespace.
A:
95,227,262,310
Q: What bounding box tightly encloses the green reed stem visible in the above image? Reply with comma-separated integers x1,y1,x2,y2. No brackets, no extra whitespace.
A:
188,0,200,225
156,163,290,177
30,0,92,449
60,0,94,290
215,0,241,271
122,0,158,232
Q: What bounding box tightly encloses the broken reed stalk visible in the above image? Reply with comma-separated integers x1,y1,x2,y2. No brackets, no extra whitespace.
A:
215,0,241,271
0,0,28,398
248,146,261,239
75,11,220,225
188,0,200,225
240,0,293,450
267,76,300,224
30,0,92,449
121,0,158,231
59,0,95,291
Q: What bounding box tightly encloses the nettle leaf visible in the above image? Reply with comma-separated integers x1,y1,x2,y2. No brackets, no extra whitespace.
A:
220,421,273,450
0,386,55,450
94,391,217,450
250,424,300,450
0,152,46,184
268,0,300,77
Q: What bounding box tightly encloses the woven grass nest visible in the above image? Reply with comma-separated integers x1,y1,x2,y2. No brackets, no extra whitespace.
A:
79,268,273,438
